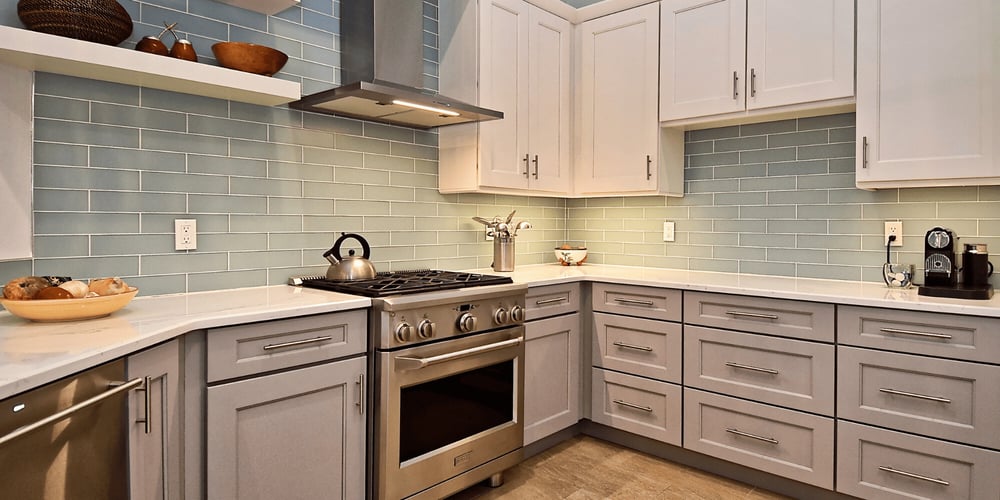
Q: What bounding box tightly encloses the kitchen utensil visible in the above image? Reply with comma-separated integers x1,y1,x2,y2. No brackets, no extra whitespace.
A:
323,233,377,281
512,221,531,236
211,41,288,76
492,237,515,272
17,0,133,46
961,243,994,287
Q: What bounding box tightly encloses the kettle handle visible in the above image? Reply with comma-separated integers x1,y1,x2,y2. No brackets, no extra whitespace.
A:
327,232,371,261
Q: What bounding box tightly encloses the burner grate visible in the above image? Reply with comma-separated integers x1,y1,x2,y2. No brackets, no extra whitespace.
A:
299,270,513,297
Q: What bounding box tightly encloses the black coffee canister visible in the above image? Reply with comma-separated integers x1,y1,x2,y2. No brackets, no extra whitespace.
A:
962,243,994,287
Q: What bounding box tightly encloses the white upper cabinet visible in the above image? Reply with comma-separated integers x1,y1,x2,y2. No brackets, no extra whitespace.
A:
660,0,855,124
855,0,1000,188
576,3,683,196
439,0,572,196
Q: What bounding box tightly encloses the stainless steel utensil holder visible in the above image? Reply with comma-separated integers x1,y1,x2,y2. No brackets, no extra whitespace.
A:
492,236,515,272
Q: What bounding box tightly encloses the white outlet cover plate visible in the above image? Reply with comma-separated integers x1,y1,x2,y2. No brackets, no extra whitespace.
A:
663,221,675,242
175,219,197,250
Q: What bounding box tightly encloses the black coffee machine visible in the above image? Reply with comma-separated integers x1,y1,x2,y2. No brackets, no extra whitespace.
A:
918,227,994,299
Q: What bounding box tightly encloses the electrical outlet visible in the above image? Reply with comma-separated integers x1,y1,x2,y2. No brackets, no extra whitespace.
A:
884,221,902,247
175,219,197,250
663,221,675,242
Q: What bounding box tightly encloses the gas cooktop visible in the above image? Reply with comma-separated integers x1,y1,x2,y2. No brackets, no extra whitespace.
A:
298,270,514,297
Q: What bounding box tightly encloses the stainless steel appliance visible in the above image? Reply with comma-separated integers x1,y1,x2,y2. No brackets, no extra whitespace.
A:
923,226,958,287
0,360,146,499
962,243,994,287
300,271,527,500
918,228,994,299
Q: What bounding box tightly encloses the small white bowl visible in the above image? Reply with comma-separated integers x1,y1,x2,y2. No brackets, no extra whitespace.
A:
554,247,588,266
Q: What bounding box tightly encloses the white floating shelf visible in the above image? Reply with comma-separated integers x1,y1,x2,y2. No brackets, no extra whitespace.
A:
0,25,301,106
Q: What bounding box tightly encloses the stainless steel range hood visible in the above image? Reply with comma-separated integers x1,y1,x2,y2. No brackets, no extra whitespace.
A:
290,0,502,129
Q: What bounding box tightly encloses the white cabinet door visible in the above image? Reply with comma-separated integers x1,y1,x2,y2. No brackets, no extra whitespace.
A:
577,2,662,194
527,6,572,193
856,0,1000,188
478,0,531,190
660,0,746,121
0,64,33,261
206,357,365,500
524,313,581,445
746,0,854,110
127,339,183,500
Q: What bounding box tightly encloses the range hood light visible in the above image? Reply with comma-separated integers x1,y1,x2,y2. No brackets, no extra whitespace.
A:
391,99,461,117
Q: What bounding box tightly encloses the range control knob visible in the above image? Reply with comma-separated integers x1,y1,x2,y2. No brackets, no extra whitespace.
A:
394,322,413,343
494,308,510,325
417,319,436,339
510,305,525,323
457,312,477,333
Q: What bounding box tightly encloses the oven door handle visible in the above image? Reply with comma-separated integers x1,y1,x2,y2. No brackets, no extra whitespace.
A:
394,337,523,370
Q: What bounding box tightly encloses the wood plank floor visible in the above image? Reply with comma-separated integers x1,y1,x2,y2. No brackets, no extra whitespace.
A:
447,436,791,500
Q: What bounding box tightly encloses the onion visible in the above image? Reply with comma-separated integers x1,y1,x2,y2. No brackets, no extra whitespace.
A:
58,280,90,298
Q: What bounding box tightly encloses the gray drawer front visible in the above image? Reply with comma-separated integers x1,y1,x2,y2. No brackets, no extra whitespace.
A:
683,326,834,415
207,309,367,383
838,305,1000,363
838,346,1000,449
525,283,580,321
591,282,681,322
593,312,682,383
591,367,681,446
684,291,834,342
683,388,834,489
837,421,1000,500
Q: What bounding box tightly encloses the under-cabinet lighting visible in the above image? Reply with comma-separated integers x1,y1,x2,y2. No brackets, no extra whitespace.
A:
391,99,460,117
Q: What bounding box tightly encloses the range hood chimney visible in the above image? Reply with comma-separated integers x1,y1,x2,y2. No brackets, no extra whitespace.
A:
290,0,502,129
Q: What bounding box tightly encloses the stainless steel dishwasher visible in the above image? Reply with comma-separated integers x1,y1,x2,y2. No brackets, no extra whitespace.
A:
0,359,145,499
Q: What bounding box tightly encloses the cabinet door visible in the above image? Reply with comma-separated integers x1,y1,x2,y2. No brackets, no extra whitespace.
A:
524,313,580,444
478,0,531,190
856,0,1000,187
746,0,854,109
127,339,183,500
527,6,572,193
660,0,746,120
207,357,365,500
577,3,660,194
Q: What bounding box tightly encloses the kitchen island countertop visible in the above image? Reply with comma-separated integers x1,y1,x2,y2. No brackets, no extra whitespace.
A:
3,263,1000,399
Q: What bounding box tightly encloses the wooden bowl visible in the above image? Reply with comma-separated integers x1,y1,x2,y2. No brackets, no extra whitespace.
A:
1,288,138,322
211,42,288,76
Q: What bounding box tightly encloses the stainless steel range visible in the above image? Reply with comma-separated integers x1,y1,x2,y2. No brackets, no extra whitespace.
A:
300,271,527,500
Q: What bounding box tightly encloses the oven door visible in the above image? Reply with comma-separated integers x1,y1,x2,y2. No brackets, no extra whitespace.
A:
375,326,524,500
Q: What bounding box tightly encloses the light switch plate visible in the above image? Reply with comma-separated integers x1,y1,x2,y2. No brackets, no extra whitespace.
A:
663,221,675,242
175,219,197,250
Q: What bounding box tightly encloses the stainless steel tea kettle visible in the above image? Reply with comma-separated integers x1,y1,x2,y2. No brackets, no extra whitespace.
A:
323,232,377,281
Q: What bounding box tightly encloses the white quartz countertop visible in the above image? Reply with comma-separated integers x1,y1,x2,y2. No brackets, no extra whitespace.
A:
0,285,369,400
4,264,1000,399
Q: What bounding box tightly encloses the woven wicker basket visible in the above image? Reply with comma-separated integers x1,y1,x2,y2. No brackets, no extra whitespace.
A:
17,0,133,46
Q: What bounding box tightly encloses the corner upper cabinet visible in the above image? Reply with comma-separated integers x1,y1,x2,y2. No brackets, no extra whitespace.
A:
439,0,572,196
575,3,683,197
659,0,855,124
855,0,1000,189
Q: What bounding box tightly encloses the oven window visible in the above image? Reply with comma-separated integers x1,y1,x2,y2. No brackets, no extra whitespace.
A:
399,360,514,463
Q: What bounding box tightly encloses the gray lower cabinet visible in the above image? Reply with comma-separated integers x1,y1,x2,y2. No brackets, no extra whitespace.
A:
524,313,581,445
683,388,834,489
591,367,682,445
684,291,835,343
206,356,366,500
593,312,682,383
837,421,1000,500
127,339,183,500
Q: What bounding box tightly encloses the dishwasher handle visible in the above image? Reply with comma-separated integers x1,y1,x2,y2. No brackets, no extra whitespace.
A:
0,377,146,447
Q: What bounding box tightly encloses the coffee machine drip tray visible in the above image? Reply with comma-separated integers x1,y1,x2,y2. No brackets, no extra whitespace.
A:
918,284,994,300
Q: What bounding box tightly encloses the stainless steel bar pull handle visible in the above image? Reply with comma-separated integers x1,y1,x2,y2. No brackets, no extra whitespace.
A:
613,341,654,352
878,466,950,486
646,155,652,180
535,297,567,306
532,154,539,179
725,362,779,375
725,428,779,445
0,377,146,447
614,298,655,306
262,335,333,351
725,310,779,320
879,387,952,404
750,68,757,97
732,71,739,99
355,373,365,415
523,154,530,177
613,399,653,412
862,136,869,168
131,375,152,434
395,337,523,370
879,327,953,340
